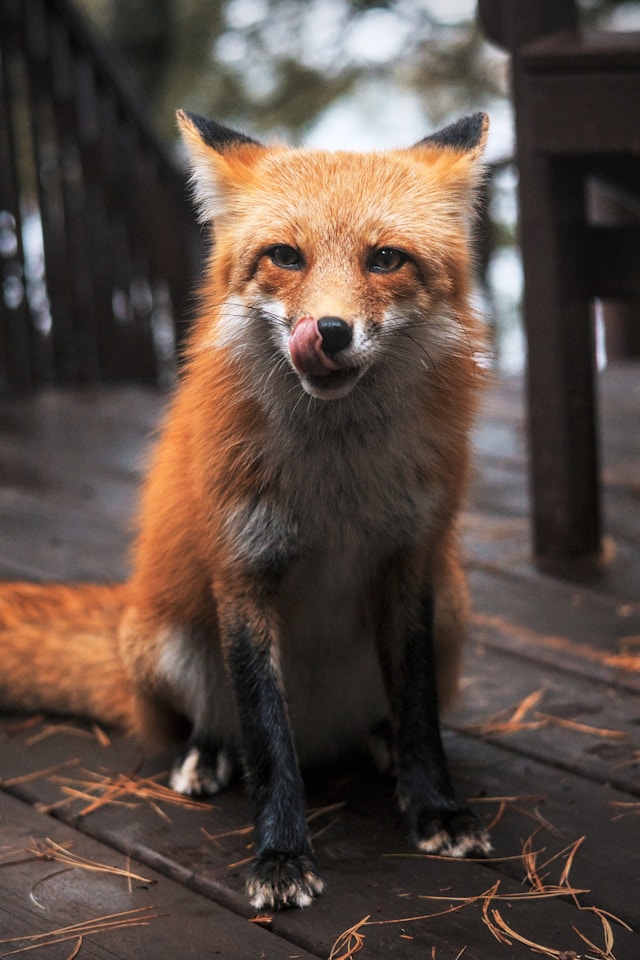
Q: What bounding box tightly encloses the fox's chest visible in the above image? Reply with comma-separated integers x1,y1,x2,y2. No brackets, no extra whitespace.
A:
224,413,442,572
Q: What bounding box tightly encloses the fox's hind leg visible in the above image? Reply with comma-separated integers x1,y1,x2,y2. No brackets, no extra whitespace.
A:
119,608,239,797
170,742,237,797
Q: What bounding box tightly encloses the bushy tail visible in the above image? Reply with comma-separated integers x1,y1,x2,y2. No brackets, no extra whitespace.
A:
0,582,140,732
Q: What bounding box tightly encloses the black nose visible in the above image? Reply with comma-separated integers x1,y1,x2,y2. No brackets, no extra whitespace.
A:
317,316,353,355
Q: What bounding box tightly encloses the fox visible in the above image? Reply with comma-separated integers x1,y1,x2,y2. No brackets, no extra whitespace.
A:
0,109,492,910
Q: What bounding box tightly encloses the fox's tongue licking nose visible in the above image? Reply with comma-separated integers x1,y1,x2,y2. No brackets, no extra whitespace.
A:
289,316,342,377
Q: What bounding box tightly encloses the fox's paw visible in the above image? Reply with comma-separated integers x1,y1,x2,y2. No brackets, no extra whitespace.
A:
246,853,324,910
169,745,234,797
413,808,492,859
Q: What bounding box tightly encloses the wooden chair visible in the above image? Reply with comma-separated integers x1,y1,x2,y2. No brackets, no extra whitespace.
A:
478,0,640,570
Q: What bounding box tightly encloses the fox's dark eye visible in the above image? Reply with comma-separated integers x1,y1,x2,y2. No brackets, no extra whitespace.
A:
368,247,407,273
268,245,304,270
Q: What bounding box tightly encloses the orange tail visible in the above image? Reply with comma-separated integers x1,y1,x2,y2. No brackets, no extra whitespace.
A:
0,582,140,732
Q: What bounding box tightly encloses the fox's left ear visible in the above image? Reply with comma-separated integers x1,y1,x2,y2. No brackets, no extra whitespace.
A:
177,109,264,222
415,112,489,160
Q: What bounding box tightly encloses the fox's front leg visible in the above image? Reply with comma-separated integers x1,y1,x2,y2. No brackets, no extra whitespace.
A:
219,594,323,910
389,575,491,857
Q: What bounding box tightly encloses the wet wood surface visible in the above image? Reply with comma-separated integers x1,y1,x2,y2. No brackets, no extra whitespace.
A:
0,366,638,959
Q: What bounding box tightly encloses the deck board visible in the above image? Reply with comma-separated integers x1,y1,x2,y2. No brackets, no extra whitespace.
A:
1,366,638,958
0,792,320,960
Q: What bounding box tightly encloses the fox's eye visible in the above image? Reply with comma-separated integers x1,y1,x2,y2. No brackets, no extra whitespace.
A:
368,247,407,273
268,245,304,270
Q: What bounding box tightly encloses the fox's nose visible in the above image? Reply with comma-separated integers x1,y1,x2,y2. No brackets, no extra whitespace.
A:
317,316,353,356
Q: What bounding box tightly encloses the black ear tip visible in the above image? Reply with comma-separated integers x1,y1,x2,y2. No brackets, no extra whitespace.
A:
416,112,489,153
178,110,261,152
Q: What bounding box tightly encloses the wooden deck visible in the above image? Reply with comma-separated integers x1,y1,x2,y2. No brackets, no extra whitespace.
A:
0,366,638,959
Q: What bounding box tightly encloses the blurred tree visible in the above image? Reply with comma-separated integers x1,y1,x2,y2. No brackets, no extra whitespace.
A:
75,0,507,142
72,0,638,370
76,0,638,143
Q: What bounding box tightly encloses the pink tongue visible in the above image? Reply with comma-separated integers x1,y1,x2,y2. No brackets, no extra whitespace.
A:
289,316,341,377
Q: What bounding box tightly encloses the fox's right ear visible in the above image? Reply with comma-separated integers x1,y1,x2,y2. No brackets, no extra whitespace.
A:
177,110,263,222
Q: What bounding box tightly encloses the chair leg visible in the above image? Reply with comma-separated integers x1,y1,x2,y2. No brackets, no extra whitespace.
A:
517,154,602,567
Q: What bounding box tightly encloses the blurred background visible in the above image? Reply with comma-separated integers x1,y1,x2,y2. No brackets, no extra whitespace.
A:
74,0,640,372
3,0,640,391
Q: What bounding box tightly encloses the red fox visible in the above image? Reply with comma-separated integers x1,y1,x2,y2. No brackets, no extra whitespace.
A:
0,109,492,909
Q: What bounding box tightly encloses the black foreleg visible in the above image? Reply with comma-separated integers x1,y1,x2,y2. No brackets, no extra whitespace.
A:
395,587,491,857
226,621,323,909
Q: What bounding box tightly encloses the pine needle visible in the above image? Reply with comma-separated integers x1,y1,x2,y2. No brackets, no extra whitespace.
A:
609,800,640,820
330,829,629,960
65,936,83,960
1,759,80,788
534,713,627,740
43,768,212,818
328,916,369,960
0,906,163,956
24,838,152,884
463,688,628,741
490,909,568,957
24,724,105,747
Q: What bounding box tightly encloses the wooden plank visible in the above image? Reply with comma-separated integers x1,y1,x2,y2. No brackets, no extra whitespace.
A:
0,386,160,580
449,639,640,795
1,719,638,956
523,29,640,72
467,566,640,690
0,496,131,581
0,791,320,959
467,365,640,598
521,73,640,155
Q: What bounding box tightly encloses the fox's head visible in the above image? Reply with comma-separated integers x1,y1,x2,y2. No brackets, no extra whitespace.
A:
178,109,488,402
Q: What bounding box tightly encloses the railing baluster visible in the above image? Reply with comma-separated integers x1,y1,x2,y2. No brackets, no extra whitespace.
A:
0,0,203,394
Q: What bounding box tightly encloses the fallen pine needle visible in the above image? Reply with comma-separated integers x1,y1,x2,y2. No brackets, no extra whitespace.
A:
65,936,83,960
534,713,627,740
490,909,568,957
25,838,152,884
468,794,547,806
44,769,212,818
306,802,346,824
510,688,545,723
0,906,163,956
609,800,640,820
384,850,536,863
329,888,499,959
418,888,590,904
24,724,106,747
463,689,628,741
202,824,254,845
1,759,80,788
330,830,629,960
328,916,369,960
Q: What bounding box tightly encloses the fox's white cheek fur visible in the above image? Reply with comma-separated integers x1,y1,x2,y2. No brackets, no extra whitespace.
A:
210,296,253,351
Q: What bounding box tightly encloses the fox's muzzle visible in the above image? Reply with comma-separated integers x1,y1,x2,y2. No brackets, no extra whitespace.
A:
289,315,353,377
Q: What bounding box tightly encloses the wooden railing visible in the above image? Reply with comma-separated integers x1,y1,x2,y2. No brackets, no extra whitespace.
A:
0,0,203,394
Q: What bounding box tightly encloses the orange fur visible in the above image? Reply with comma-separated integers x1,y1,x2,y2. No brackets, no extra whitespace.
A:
0,111,488,756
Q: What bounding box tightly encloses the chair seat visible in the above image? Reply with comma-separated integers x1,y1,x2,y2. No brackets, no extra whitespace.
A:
520,31,640,154
523,30,640,72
